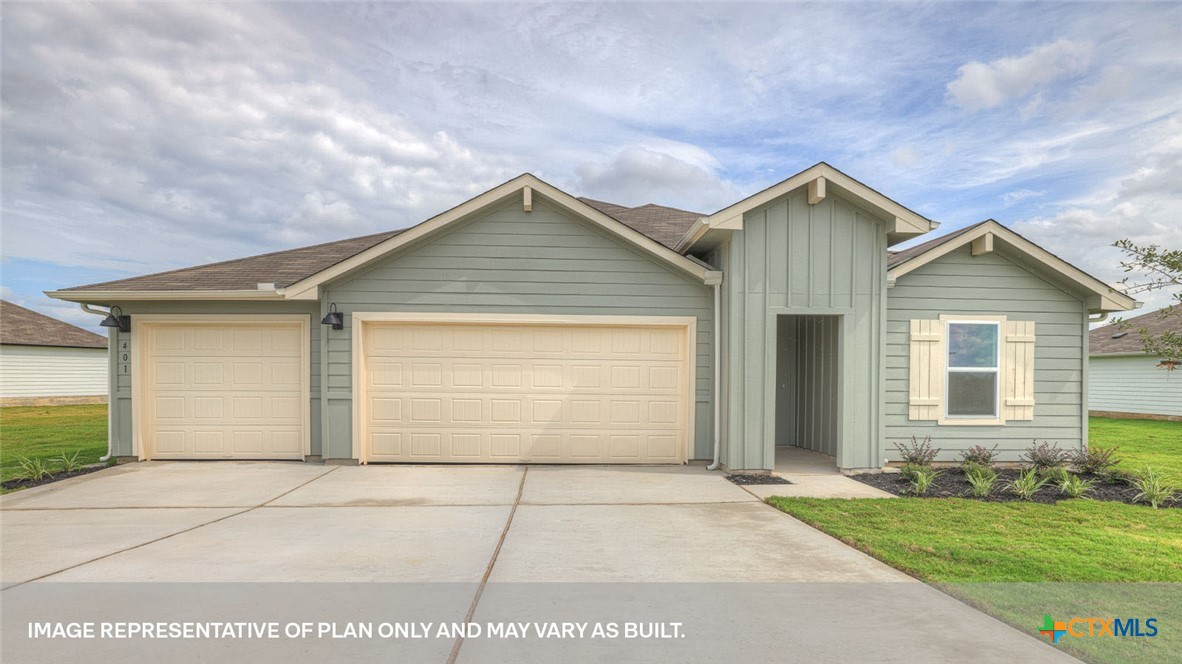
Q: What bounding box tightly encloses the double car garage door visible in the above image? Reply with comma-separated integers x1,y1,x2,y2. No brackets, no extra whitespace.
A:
139,317,692,464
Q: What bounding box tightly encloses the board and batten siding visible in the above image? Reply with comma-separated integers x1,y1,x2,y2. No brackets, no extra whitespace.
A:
719,192,889,470
1089,355,1182,417
321,198,715,461
0,345,108,398
885,245,1088,460
102,301,321,458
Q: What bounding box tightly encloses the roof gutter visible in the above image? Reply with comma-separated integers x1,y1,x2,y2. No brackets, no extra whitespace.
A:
78,303,114,463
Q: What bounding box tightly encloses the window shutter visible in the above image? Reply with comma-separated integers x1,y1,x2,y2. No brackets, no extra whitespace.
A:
908,319,943,420
1003,320,1036,420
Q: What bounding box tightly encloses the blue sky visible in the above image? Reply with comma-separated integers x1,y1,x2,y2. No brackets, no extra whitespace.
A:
2,2,1180,330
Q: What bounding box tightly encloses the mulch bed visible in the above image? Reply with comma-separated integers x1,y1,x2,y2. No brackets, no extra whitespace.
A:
1,464,109,492
851,468,1180,508
728,474,792,485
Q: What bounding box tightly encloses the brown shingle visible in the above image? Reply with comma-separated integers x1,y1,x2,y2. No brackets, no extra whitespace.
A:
64,230,402,292
887,221,987,269
1,300,108,349
1090,305,1180,355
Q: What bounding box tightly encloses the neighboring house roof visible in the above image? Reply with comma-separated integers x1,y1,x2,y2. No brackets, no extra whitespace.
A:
0,300,108,349
1090,305,1180,356
48,174,716,303
886,219,1139,313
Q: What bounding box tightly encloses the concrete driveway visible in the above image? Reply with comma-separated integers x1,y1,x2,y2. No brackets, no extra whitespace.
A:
0,462,1075,663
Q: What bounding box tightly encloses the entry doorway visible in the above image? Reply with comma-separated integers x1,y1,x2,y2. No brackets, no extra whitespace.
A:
774,315,841,470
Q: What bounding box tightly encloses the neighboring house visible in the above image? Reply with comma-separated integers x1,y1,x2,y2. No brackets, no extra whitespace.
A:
0,300,109,406
46,163,1137,470
1088,305,1181,421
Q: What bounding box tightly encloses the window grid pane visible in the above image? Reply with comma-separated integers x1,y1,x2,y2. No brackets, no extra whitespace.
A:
946,321,1000,418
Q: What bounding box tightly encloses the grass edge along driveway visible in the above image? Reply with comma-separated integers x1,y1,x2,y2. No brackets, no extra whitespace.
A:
768,496,1181,664
1,404,108,485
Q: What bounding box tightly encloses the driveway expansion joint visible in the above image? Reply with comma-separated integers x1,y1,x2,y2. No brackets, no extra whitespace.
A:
447,466,527,664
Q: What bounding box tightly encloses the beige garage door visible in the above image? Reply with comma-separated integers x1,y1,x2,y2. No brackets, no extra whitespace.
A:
140,320,308,460
360,319,692,463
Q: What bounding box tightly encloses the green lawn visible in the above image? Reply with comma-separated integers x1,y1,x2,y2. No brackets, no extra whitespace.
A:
1090,416,1182,481
766,415,1182,664
0,404,108,484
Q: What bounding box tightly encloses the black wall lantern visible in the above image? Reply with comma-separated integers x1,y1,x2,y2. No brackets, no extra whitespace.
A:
321,303,344,330
99,305,131,333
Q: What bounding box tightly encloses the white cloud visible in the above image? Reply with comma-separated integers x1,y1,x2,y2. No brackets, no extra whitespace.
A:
1012,141,1182,312
574,143,741,212
1002,189,1045,207
947,39,1095,111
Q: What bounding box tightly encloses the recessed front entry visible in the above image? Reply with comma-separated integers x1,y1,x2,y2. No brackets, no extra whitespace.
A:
775,314,842,467
136,318,310,460
355,315,695,463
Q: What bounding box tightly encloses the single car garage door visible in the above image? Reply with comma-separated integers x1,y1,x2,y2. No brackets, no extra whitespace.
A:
357,316,694,464
138,318,309,460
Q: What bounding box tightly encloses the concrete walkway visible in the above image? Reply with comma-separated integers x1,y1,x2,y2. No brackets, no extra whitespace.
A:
0,461,1072,663
737,446,897,500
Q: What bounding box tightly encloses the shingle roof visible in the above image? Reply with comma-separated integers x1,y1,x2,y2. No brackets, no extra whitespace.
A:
0,300,108,349
60,194,703,293
576,197,703,248
886,221,987,269
63,230,402,292
1090,305,1180,356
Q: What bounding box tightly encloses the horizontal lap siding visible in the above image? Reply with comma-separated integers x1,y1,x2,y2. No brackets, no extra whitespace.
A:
0,345,108,397
1089,355,1182,417
324,199,714,460
885,246,1088,460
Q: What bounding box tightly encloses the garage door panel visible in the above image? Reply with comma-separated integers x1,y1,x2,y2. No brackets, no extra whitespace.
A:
143,322,307,460
362,321,689,464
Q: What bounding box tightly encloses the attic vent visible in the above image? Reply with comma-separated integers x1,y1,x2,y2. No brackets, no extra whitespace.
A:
1111,331,1129,339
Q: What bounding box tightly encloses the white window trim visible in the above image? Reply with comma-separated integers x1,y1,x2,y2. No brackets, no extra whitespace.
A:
937,314,1007,426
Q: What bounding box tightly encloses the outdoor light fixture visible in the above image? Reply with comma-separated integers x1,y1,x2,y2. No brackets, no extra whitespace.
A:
321,303,344,330
99,305,130,333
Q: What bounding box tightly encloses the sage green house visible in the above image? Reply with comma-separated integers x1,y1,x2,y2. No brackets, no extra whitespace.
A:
48,163,1138,471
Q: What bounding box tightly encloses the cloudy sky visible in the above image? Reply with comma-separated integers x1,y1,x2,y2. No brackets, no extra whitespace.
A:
2,2,1180,330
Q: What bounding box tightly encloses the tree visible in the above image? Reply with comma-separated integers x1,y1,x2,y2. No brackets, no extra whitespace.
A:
1112,239,1181,369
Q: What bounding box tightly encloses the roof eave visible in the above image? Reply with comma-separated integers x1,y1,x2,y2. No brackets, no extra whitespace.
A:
683,163,936,252
45,289,289,303
886,220,1140,314
281,174,712,299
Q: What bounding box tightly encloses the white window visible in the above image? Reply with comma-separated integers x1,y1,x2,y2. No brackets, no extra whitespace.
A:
945,321,1000,419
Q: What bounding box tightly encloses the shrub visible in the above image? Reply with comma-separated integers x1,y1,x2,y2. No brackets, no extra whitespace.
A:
893,436,939,466
1070,446,1122,476
55,450,84,472
900,464,924,482
1006,468,1050,501
16,456,53,481
1020,441,1070,472
958,444,1000,468
1058,474,1095,499
1040,466,1070,484
1131,468,1178,509
961,461,992,479
907,466,941,495
966,467,998,498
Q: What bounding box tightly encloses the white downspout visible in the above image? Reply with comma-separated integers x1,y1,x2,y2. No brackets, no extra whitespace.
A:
705,273,723,470
80,303,114,462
